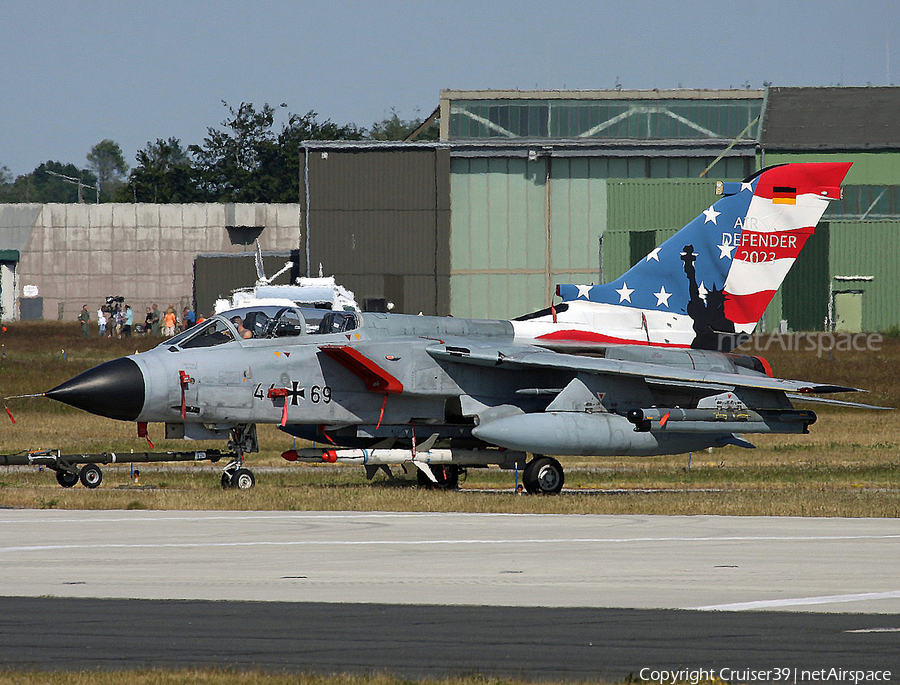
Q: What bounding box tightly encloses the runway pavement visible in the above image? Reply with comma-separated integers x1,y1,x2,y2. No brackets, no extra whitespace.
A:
1,510,898,612
0,511,897,679
0,597,898,679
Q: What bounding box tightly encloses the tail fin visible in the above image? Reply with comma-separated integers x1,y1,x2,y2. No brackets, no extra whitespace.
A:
558,162,851,349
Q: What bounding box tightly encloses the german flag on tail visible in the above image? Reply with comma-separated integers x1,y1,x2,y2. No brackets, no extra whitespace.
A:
772,186,797,204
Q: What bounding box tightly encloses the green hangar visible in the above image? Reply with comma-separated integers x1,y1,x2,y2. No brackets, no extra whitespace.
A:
301,86,899,332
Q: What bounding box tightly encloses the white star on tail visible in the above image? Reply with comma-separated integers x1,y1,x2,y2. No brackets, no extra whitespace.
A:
654,286,672,307
702,206,721,224
645,247,661,262
575,284,593,299
615,282,634,303
717,239,736,259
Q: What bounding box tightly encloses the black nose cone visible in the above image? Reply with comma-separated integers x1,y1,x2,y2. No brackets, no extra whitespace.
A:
46,357,145,421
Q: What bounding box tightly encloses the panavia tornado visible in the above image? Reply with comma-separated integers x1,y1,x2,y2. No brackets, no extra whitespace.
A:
44,162,872,493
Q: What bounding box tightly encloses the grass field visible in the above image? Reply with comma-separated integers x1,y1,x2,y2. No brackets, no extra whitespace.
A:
0,672,647,685
1,322,898,516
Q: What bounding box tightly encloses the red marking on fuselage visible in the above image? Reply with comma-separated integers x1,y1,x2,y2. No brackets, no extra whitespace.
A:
535,329,691,348
320,345,404,394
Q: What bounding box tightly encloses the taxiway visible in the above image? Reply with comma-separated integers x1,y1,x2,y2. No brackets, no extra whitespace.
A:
0,511,897,678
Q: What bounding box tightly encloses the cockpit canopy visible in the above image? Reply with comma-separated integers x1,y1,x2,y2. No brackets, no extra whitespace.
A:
169,306,306,349
166,305,361,350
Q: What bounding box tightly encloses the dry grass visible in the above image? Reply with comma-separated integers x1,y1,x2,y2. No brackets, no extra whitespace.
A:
0,323,898,516
0,672,624,685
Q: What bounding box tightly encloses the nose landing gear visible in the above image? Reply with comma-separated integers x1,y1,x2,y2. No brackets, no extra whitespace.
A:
221,424,259,489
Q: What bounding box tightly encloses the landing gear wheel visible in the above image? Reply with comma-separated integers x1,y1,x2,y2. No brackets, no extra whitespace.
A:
79,464,103,489
56,469,79,488
230,468,256,490
523,456,564,495
417,465,461,490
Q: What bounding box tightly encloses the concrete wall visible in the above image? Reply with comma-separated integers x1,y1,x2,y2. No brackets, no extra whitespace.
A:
0,203,300,321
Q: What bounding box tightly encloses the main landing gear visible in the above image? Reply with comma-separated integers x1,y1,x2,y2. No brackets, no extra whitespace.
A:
521,456,564,495
220,465,256,490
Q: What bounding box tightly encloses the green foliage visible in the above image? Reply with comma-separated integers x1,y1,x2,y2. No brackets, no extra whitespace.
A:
188,102,364,202
0,161,99,203
86,139,129,201
3,101,437,204
119,137,199,202
370,108,439,141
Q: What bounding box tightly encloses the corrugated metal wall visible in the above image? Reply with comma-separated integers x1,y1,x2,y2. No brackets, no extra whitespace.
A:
450,157,548,318
781,224,830,331
606,179,714,235
601,179,714,284
549,159,608,285
450,156,607,319
830,220,900,331
295,147,900,331
759,151,900,331
301,149,451,315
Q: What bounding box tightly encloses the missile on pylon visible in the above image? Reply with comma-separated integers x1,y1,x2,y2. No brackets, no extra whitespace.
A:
626,407,816,434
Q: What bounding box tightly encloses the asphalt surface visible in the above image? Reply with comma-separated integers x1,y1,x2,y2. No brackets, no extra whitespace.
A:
0,597,898,680
0,511,898,679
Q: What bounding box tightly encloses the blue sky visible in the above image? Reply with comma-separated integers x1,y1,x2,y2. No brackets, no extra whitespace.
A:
1,0,895,177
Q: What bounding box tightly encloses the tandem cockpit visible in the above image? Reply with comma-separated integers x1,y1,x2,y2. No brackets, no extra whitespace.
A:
165,306,361,350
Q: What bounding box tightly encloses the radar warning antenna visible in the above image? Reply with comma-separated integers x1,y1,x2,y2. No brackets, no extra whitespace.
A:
254,240,293,286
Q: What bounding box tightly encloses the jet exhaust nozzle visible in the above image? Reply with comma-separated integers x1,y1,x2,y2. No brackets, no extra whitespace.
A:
45,357,145,421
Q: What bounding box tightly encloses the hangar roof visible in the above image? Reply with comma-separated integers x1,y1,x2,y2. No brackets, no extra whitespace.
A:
761,86,900,150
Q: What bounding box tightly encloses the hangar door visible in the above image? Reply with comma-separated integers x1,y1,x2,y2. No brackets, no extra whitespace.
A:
0,250,18,321
833,291,863,332
193,251,301,317
450,156,607,319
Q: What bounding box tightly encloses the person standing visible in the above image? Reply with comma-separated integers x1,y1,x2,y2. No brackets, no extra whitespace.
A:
78,305,90,337
97,307,107,337
150,304,161,336
163,307,176,337
123,305,133,337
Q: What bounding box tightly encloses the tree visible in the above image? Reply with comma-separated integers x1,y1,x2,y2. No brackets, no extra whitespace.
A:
189,102,364,202
0,165,13,202
369,108,439,141
119,137,199,203
0,162,99,203
87,139,129,201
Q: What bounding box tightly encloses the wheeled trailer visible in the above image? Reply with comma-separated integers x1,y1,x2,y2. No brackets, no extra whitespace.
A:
0,449,257,490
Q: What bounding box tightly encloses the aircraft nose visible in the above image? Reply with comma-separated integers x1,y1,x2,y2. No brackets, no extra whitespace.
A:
45,357,145,421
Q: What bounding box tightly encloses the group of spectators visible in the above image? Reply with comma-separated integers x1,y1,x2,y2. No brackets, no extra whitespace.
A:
79,301,198,338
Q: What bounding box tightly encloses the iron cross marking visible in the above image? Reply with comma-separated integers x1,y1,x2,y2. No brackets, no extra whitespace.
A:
287,381,305,405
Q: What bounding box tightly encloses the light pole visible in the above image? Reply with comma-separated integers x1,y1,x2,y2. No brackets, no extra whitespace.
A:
43,169,99,203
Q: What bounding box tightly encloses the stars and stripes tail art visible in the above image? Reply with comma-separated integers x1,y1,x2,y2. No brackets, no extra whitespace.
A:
556,162,851,350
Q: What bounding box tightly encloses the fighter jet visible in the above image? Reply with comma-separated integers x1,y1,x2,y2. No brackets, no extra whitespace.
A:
44,162,871,493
